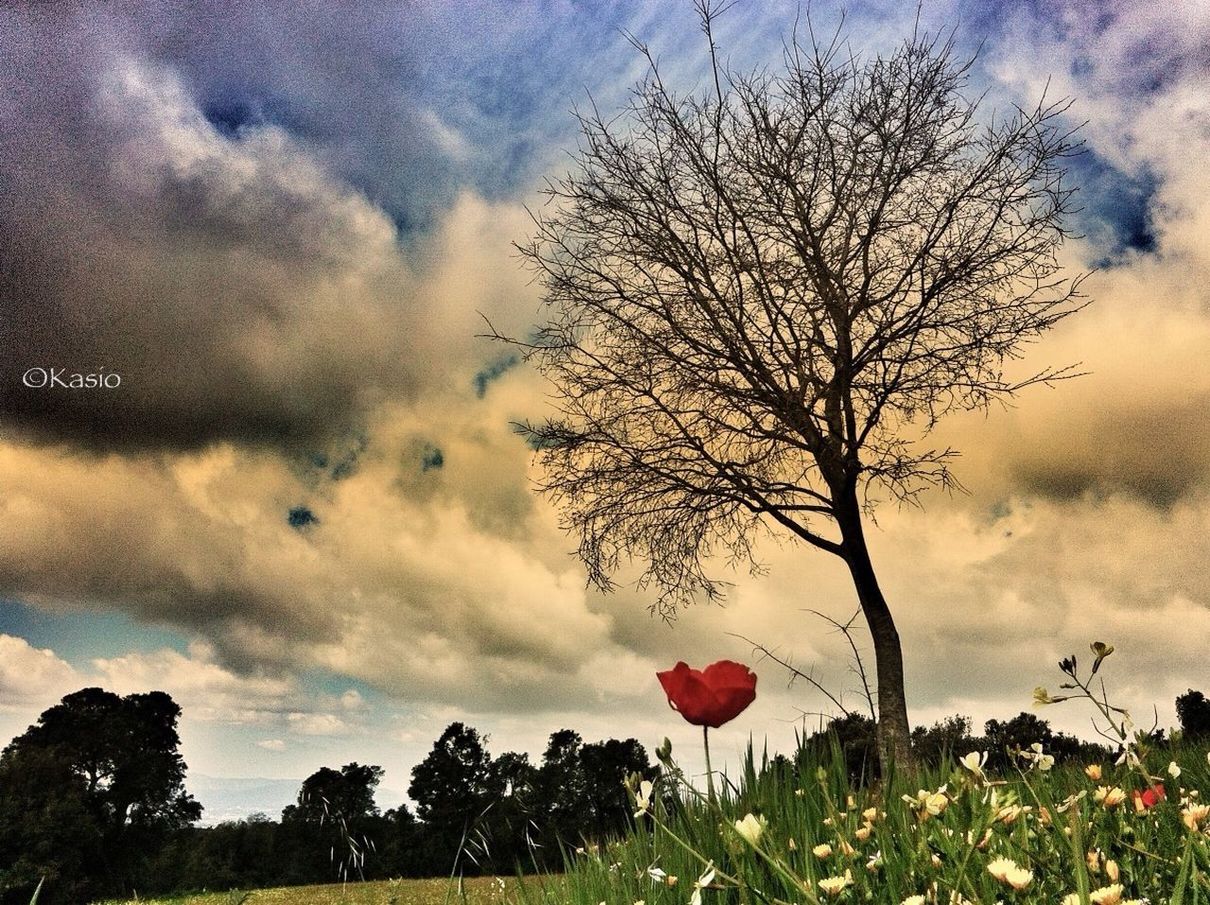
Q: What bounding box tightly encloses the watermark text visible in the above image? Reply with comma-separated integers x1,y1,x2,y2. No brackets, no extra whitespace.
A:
22,368,122,389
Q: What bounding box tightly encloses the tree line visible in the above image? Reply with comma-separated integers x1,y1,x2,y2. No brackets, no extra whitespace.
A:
0,690,655,904
5,687,1210,903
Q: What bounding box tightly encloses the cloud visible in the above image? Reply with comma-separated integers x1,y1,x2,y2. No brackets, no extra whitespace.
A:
0,43,419,452
0,635,79,710
0,0,1209,770
90,642,299,724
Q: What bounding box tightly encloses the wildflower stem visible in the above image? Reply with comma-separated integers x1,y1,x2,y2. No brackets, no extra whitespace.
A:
648,813,741,886
703,726,717,806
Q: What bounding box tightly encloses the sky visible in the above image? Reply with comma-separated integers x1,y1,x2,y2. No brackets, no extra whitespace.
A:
2,0,1209,821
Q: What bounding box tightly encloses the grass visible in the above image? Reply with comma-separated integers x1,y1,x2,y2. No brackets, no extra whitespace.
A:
91,743,1210,905
518,737,1210,905
93,741,1210,905
93,652,1210,905
93,876,527,905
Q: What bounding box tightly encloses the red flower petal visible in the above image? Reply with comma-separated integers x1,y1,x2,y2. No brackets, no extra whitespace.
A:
656,660,757,729
1142,784,1166,808
656,662,717,726
700,660,758,727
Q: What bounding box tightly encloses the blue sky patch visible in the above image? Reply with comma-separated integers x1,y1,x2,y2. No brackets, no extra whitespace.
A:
287,506,319,529
0,598,189,665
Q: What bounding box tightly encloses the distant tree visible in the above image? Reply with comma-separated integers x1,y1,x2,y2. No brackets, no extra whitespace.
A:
579,738,654,840
0,687,200,904
802,714,879,783
282,762,384,824
408,723,497,874
509,3,1085,770
911,715,976,766
150,817,280,895
983,712,1053,768
1177,690,1210,737
380,804,426,878
279,762,385,882
536,730,588,850
484,751,541,869
980,711,1105,770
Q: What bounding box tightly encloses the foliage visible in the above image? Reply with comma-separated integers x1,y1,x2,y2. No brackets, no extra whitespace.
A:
1179,691,1210,738
408,722,503,874
283,763,384,824
278,763,386,883
0,688,200,905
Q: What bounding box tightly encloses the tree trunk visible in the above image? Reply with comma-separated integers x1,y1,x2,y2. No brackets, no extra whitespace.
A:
835,487,914,773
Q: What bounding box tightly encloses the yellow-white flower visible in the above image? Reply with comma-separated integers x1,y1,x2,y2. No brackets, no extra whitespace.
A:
633,780,654,818
812,843,833,859
1094,786,1127,808
987,857,1018,881
959,751,988,781
901,897,926,905
987,856,1033,890
902,786,948,818
1168,760,1182,779
1005,867,1033,890
994,803,1030,825
733,813,766,847
1089,884,1124,905
1021,742,1054,771
1182,803,1210,830
1085,763,1103,781
1090,640,1115,671
688,863,715,905
817,871,853,897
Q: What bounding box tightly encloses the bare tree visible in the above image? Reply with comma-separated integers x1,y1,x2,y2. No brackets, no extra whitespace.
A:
507,5,1085,769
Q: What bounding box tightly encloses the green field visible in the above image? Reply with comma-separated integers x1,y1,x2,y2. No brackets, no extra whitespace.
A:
94,876,533,905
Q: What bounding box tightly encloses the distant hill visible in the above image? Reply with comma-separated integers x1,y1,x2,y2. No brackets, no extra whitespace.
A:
188,774,407,825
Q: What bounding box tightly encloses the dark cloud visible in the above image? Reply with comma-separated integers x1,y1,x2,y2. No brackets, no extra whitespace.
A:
0,7,429,453
0,0,717,456
1009,394,1210,508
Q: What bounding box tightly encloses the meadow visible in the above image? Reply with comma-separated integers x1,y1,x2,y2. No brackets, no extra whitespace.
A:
97,739,1210,905
90,653,1210,905
93,875,526,905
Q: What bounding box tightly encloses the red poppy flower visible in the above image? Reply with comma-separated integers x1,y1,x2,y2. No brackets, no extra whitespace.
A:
657,660,757,728
1132,783,1166,811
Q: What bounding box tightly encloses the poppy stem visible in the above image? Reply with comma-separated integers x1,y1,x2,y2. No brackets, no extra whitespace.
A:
703,725,717,805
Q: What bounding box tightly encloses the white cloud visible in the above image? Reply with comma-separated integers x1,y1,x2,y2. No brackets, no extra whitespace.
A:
90,642,298,724
0,635,79,711
286,712,354,738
